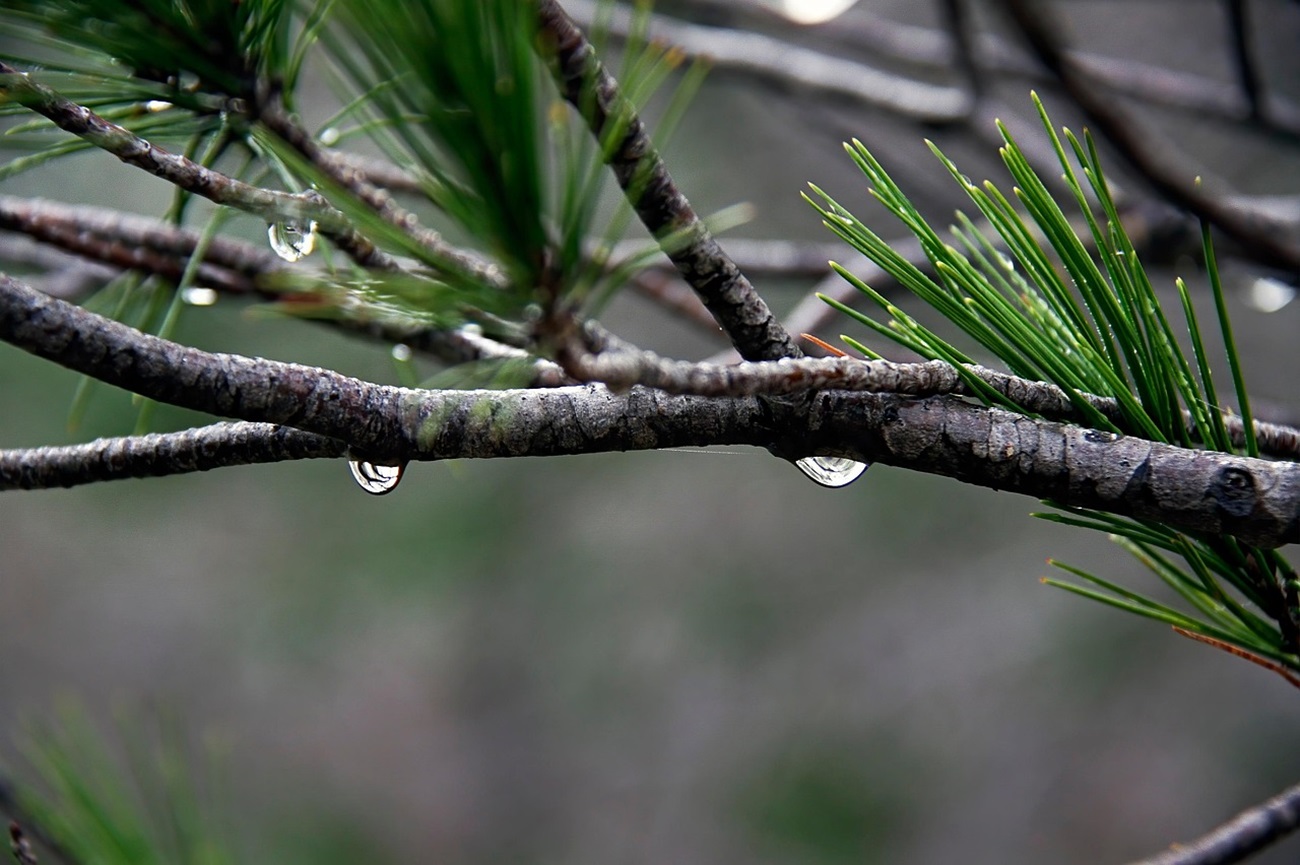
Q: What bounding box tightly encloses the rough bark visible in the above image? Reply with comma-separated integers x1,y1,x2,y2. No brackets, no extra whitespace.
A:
3,273,1297,547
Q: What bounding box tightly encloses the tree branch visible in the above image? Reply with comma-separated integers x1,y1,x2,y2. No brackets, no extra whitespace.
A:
3,272,1298,548
559,325,1300,460
0,63,400,271
255,107,508,289
0,196,568,385
0,423,346,490
535,0,802,362
1127,779,1300,865
998,0,1300,275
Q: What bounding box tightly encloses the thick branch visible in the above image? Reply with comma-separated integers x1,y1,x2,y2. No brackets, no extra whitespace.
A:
1127,779,1300,865
2,273,1298,547
535,0,801,361
560,331,1300,460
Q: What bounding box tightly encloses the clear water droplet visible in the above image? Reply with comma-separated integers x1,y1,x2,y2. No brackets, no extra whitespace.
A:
318,126,340,146
267,219,318,262
1246,277,1296,313
996,251,1016,271
348,459,405,495
144,99,172,113
181,286,217,306
795,456,869,488
390,343,413,362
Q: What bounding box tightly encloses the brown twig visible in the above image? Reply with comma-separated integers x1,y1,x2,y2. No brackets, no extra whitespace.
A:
535,0,802,361
0,62,400,271
1124,777,1300,865
256,107,507,289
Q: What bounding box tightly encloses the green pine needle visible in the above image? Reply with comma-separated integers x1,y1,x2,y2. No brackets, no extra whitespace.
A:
815,97,1298,680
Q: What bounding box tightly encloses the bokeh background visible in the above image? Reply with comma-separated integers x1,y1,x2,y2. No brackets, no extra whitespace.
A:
2,1,1300,863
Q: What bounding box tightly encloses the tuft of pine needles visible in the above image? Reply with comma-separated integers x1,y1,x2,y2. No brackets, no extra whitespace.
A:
807,93,1300,684
7,701,234,865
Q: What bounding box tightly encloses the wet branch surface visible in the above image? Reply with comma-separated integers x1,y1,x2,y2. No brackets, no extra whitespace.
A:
2,273,1297,548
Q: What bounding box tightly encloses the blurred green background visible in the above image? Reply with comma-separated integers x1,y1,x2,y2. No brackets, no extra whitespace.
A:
3,2,1300,863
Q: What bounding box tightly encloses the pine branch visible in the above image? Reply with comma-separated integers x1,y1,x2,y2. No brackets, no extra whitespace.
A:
0,195,269,296
535,0,802,362
0,195,279,280
0,423,345,490
0,196,566,383
560,327,1300,460
1127,779,1300,865
0,62,400,271
255,107,508,288
3,272,1298,547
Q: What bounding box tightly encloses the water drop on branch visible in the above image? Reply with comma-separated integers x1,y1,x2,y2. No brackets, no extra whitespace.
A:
267,220,318,262
795,456,869,488
348,459,405,495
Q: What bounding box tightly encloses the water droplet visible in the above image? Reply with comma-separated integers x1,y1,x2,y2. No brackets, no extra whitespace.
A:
144,99,173,113
318,126,341,146
181,286,217,306
348,459,405,495
996,251,1016,271
795,456,869,488
1246,277,1296,313
1084,429,1121,443
267,219,318,262
391,343,413,362
766,0,860,24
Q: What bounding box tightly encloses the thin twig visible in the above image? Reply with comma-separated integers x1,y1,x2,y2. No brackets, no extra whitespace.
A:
0,423,345,490
1125,778,1300,865
0,62,400,271
535,0,802,361
827,3,1300,139
257,106,507,289
1225,0,1265,123
939,0,983,103
0,196,566,383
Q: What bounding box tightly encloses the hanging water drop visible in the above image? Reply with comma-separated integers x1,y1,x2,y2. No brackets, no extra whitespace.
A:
267,219,318,262
348,459,406,495
795,456,869,488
